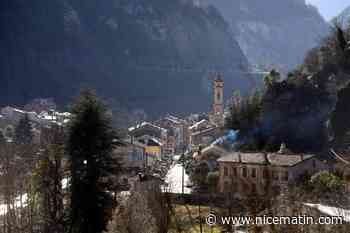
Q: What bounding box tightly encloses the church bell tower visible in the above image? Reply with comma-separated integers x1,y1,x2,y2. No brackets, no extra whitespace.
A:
213,74,224,115
209,74,224,126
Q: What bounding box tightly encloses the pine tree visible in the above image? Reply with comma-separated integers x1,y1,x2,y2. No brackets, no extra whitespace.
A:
67,90,119,233
15,113,33,144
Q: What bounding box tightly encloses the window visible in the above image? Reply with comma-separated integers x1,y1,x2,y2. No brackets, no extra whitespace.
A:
263,168,269,179
251,168,256,178
217,92,221,102
242,167,247,178
272,186,281,195
272,171,279,181
224,167,228,177
283,171,289,181
224,181,230,192
232,167,237,176
251,183,257,194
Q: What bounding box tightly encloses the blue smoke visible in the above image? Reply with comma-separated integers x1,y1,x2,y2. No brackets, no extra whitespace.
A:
211,129,239,146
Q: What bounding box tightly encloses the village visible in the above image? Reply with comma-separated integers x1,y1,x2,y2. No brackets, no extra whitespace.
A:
1,74,350,232
0,76,345,199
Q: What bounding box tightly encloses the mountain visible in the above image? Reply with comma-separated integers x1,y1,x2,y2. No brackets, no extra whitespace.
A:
0,0,250,116
200,0,330,71
334,6,350,29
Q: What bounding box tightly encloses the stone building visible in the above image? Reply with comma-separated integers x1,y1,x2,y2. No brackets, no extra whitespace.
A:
155,115,190,153
128,122,167,142
209,75,224,127
218,152,329,198
113,141,148,172
190,126,222,148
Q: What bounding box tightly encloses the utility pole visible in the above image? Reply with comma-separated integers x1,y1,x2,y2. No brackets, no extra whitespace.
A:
199,203,203,233
181,146,185,194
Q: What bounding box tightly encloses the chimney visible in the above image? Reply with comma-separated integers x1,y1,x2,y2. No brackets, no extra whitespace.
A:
238,153,242,163
278,143,292,154
300,154,304,161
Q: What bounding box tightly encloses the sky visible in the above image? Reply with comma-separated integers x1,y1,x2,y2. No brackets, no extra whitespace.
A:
306,0,350,20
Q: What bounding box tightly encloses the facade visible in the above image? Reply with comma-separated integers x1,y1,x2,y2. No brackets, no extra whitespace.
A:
190,126,222,148
128,122,168,159
218,152,329,198
113,141,148,171
144,138,162,161
129,122,167,143
155,115,189,154
135,135,163,161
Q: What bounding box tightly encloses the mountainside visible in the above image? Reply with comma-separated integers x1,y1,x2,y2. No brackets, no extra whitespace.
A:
200,0,330,71
0,0,250,116
334,6,350,29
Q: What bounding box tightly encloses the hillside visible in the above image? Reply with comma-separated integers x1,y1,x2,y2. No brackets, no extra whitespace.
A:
334,6,350,29
200,0,330,71
0,0,250,116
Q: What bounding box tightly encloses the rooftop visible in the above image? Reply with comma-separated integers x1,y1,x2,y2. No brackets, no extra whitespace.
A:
128,121,167,133
189,119,209,130
218,152,315,167
191,126,218,136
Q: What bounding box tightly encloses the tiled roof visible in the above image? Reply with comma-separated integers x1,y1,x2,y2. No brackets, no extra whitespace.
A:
128,121,167,133
194,145,228,160
191,127,218,136
218,152,315,167
201,145,228,156
189,119,209,130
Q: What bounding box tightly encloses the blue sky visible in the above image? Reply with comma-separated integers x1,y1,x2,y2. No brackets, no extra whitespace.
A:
306,0,349,20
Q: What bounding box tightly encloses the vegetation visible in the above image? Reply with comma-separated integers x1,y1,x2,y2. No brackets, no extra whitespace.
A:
67,90,120,233
310,171,345,196
225,90,263,151
14,113,33,144
226,23,350,153
106,181,170,233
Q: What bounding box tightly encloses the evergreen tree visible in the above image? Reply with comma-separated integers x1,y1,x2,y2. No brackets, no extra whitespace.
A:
67,90,119,233
15,113,33,144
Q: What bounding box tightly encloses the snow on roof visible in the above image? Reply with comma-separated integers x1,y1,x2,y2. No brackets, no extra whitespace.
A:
128,121,167,133
57,112,71,117
191,127,217,136
12,108,25,114
189,119,208,130
201,144,228,156
165,115,183,124
148,137,163,146
218,153,315,167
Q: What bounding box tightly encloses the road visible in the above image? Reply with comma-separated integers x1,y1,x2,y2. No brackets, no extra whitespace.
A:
164,161,191,194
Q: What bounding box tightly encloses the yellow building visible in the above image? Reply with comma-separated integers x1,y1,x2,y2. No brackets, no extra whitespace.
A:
145,138,163,160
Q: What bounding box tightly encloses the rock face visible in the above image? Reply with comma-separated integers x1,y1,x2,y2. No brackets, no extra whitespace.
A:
0,0,250,116
334,6,350,29
200,0,330,71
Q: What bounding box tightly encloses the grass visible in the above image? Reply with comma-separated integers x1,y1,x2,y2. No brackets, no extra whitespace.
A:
168,204,225,233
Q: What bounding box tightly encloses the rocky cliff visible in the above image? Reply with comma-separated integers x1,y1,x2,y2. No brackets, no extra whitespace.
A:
200,0,330,71
0,0,250,116
334,6,350,29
